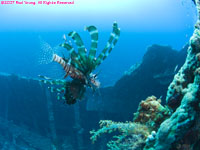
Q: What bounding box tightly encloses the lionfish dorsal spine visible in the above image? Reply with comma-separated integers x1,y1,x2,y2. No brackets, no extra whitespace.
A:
86,26,98,66
95,22,120,68
103,26,120,60
68,31,87,68
60,43,84,71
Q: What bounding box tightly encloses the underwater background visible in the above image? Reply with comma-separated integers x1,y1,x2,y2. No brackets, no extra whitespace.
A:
0,0,196,86
0,0,199,149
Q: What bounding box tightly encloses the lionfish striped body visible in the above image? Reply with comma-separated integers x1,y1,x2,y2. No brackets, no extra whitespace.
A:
53,54,85,81
40,22,120,104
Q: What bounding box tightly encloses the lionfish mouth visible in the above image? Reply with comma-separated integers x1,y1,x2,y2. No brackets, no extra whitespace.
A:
86,73,100,90
91,78,100,88
40,22,120,104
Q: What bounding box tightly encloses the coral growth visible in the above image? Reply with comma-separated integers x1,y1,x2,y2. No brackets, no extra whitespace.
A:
145,0,200,149
90,120,149,150
90,1,200,150
90,96,170,150
133,96,170,130
145,76,200,150
166,0,200,110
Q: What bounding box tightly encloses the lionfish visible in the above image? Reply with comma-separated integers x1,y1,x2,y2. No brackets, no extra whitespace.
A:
39,22,120,104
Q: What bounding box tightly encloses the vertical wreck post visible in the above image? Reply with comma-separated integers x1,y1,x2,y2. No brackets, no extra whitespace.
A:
45,88,57,149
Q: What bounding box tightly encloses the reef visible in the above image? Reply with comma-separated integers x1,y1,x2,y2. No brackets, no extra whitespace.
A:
0,12,196,149
0,41,188,149
87,44,187,116
90,96,170,150
90,0,200,149
90,121,149,150
0,47,190,149
133,96,170,131
146,0,200,149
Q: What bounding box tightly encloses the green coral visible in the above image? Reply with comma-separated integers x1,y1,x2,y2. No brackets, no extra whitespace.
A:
90,120,149,150
90,96,170,150
144,1,200,149
90,1,200,149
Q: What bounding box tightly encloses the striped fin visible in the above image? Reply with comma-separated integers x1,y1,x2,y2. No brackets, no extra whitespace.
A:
48,86,65,93
56,92,62,100
95,22,117,66
57,95,66,101
86,26,98,66
68,31,87,68
103,24,120,61
46,86,65,101
52,80,66,85
38,75,66,85
48,79,66,85
48,86,57,93
60,43,84,71
40,79,54,85
60,43,76,56
39,79,66,86
95,22,120,67
38,75,51,80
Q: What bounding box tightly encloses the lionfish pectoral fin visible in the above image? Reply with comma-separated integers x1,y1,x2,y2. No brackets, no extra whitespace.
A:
68,31,87,62
86,25,98,71
95,22,120,68
94,23,116,67
38,75,52,80
60,42,85,71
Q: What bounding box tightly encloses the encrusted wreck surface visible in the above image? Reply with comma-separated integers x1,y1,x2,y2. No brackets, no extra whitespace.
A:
145,0,200,149
0,73,104,150
87,44,187,117
0,44,188,149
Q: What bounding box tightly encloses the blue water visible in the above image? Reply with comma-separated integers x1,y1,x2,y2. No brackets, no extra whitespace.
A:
0,0,196,86
0,0,198,149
